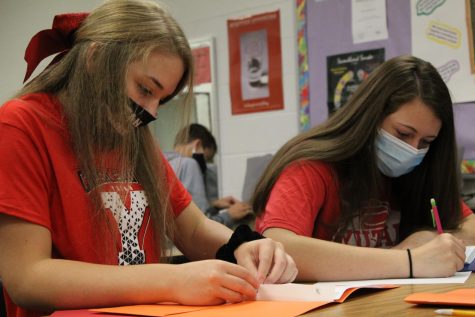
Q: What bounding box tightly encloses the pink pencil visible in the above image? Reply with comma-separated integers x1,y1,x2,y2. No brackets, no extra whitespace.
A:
431,198,444,234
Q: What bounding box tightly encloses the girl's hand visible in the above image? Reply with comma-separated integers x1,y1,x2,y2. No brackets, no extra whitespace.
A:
228,202,253,220
411,233,466,277
171,260,258,305
234,239,298,284
212,196,238,209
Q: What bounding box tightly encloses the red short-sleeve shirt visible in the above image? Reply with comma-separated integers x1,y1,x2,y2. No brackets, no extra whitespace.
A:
0,93,192,317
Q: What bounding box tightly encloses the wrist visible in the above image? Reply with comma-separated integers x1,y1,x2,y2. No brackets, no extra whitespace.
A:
215,225,264,263
407,249,414,278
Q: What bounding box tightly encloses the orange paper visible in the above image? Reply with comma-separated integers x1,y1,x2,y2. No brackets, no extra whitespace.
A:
405,289,475,306
87,285,397,317
92,304,207,316
91,301,329,317
172,301,329,317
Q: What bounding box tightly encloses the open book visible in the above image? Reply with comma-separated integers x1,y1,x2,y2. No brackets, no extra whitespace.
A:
257,272,470,302
256,245,475,302
257,282,396,302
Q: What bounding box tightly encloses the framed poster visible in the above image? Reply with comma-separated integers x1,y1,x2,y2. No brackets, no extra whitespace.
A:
327,48,385,114
192,46,211,86
227,10,284,115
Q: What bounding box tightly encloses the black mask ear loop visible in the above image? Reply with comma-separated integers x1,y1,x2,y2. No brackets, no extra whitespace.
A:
192,153,208,174
129,99,156,127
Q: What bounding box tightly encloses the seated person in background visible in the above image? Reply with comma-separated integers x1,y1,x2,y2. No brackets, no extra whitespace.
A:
252,55,475,282
166,124,253,227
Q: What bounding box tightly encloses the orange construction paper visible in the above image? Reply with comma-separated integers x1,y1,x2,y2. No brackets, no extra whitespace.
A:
405,289,475,306
91,301,330,317
87,285,397,317
91,304,207,316
52,309,124,316
171,301,330,317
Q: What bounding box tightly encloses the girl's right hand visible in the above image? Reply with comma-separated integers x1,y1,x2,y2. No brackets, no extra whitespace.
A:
411,233,466,278
170,260,259,305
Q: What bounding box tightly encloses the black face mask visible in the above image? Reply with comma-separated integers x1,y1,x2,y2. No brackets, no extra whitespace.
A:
192,153,207,174
129,99,156,127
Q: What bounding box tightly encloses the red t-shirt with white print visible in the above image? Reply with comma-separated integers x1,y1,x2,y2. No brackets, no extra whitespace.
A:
255,160,472,247
0,93,192,317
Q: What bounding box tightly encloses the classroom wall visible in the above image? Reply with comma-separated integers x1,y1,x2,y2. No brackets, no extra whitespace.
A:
307,0,475,159
0,0,299,201
0,0,102,100
159,0,299,200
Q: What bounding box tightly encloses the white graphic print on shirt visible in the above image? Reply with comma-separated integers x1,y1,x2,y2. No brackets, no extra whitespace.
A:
333,200,401,248
100,182,149,265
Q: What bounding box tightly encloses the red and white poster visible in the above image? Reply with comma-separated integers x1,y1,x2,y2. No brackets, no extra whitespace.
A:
227,10,284,115
192,46,211,86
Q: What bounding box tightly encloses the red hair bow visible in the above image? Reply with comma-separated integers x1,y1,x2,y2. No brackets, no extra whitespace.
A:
23,12,89,82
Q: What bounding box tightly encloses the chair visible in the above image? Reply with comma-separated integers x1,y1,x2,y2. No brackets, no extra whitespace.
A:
234,154,273,229
241,154,274,203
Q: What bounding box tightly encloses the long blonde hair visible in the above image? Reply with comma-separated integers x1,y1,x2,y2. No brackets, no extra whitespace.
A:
19,0,194,259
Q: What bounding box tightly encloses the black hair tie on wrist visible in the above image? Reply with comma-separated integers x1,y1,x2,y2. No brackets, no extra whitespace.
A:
216,224,264,263
407,249,414,278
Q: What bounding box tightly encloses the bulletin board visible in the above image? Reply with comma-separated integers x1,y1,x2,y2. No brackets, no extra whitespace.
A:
299,0,475,159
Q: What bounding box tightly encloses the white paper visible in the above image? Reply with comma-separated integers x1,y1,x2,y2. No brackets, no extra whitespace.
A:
257,272,471,302
351,0,388,44
257,283,336,302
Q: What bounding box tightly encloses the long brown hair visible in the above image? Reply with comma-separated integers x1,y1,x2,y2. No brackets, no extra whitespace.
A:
252,55,462,240
18,0,194,259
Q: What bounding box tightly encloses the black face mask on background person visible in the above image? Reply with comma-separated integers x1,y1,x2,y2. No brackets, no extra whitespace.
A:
192,153,207,174
129,99,156,127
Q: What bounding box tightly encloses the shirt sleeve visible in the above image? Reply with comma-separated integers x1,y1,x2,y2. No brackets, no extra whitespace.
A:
255,161,332,237
461,200,473,218
0,105,52,229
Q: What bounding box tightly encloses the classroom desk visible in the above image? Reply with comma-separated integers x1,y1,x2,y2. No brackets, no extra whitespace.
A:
300,273,474,316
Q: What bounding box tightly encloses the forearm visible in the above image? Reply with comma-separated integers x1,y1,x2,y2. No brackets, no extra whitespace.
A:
174,204,232,261
264,229,408,282
4,259,179,311
183,218,231,260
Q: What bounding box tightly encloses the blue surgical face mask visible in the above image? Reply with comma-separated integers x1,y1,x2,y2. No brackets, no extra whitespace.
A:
375,129,429,177
129,99,156,128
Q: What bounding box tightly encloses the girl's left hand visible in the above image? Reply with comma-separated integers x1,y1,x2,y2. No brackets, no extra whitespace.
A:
234,238,298,284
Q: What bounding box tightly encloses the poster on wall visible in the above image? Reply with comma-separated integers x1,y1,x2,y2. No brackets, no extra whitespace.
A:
227,10,284,115
192,46,211,86
351,0,388,44
327,48,385,114
411,0,475,102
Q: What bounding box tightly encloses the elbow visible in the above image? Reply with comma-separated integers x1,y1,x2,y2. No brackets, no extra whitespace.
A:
2,274,57,312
